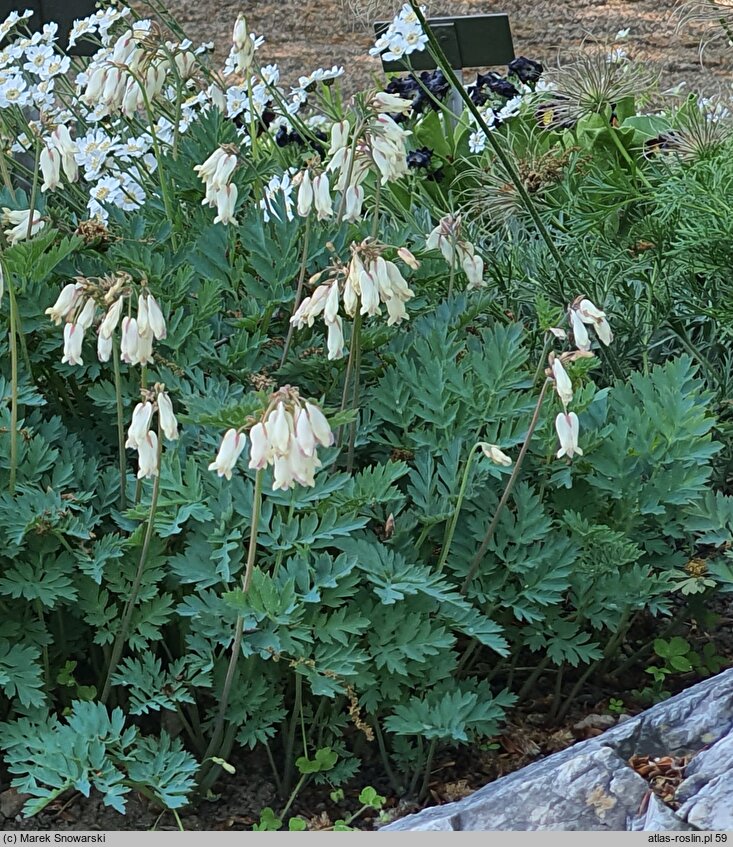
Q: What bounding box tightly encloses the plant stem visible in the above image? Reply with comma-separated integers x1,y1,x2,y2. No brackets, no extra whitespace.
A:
461,379,552,594
112,344,127,510
282,672,304,796
371,715,403,794
609,126,653,190
419,739,437,801
280,216,311,367
101,431,164,703
7,274,19,493
436,443,479,573
197,469,264,784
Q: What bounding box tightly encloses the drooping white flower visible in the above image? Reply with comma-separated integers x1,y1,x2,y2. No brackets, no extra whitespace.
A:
326,316,344,360
304,401,335,447
208,428,246,479
312,174,332,220
2,207,45,245
62,323,84,366
576,298,613,346
126,402,154,449
136,430,159,479
462,253,484,289
297,169,313,217
147,294,166,340
555,412,583,460
40,145,61,192
99,297,124,338
213,183,238,226
550,357,573,409
97,330,113,362
343,184,364,222
479,442,512,467
248,422,271,470
120,316,139,364
157,391,178,441
76,297,97,330
569,308,591,352
371,92,413,114
46,282,82,325
232,14,255,74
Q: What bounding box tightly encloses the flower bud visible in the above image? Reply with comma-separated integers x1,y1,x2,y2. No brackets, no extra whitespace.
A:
555,412,583,460
62,322,84,366
136,430,159,479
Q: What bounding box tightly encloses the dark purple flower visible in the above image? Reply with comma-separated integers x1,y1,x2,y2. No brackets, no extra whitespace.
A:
407,146,433,169
508,56,543,84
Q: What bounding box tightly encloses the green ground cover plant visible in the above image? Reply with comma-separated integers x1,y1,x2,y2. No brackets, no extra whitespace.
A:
0,0,732,827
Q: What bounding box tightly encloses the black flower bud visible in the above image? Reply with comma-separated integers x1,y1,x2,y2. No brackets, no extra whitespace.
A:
508,56,543,84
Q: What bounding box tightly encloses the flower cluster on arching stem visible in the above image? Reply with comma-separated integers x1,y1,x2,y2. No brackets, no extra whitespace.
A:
290,239,419,359
209,387,334,490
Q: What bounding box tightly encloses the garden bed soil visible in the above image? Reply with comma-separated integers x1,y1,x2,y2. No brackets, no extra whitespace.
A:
149,0,732,94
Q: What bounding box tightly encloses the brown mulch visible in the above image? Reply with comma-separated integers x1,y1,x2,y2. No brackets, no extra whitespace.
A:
137,0,733,94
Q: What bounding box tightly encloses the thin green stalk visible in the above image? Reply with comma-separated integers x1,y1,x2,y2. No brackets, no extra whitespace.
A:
0,145,15,200
461,379,552,594
101,430,164,703
198,469,264,784
7,274,19,493
408,1,564,267
371,716,403,794
337,305,362,447
436,444,479,573
112,344,127,510
609,125,653,190
419,739,437,801
280,216,312,367
282,672,304,797
25,142,41,241
279,774,307,820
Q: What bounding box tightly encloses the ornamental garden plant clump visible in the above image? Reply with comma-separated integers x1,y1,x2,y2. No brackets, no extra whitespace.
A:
0,0,732,831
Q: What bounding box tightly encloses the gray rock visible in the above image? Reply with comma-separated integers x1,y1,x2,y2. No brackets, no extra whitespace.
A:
382,668,733,831
630,794,691,832
676,732,733,830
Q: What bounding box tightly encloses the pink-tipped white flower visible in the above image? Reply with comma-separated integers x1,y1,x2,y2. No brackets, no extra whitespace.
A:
297,170,314,217
304,401,335,447
214,183,238,226
99,297,124,338
343,183,364,222
2,207,45,245
126,402,154,449
146,295,167,340
62,323,84,366
137,293,149,335
329,119,350,155
270,401,292,454
208,428,246,480
550,357,573,409
569,308,591,352
248,422,270,470
157,392,179,441
136,430,159,479
397,247,420,270
479,442,512,467
40,145,61,192
136,328,154,366
313,174,333,221
576,298,613,346
120,316,140,364
462,253,484,289
326,316,345,360
555,412,583,460
45,282,82,325
371,92,413,114
76,297,96,331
